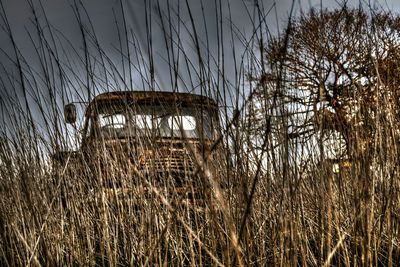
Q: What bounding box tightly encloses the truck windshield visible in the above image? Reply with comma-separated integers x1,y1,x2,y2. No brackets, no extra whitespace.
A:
96,104,215,139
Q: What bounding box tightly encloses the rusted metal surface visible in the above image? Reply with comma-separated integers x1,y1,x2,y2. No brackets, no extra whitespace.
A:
61,91,222,206
85,91,218,117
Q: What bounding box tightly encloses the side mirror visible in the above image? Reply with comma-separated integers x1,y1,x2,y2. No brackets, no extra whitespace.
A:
64,103,77,124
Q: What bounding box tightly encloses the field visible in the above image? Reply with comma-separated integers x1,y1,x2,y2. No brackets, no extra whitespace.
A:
0,1,400,266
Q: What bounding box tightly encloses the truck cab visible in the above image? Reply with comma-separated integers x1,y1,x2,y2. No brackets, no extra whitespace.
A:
60,91,222,203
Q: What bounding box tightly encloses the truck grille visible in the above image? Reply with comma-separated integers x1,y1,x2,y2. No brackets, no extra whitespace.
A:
138,150,195,174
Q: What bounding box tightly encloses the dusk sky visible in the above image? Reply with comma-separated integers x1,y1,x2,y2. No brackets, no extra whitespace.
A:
1,0,399,94
1,0,400,133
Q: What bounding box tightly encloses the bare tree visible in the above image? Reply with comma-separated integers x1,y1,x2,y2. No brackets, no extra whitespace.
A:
249,6,400,162
244,6,400,265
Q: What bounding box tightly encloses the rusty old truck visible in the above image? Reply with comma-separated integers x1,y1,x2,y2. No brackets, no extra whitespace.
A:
56,91,223,205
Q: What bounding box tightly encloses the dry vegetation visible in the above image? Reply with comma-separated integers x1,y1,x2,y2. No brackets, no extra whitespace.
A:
1,0,400,266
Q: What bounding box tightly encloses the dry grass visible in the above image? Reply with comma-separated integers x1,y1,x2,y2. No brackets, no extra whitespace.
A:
0,0,400,266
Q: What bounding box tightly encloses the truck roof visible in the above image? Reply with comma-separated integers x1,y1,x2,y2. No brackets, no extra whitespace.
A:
85,91,219,116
